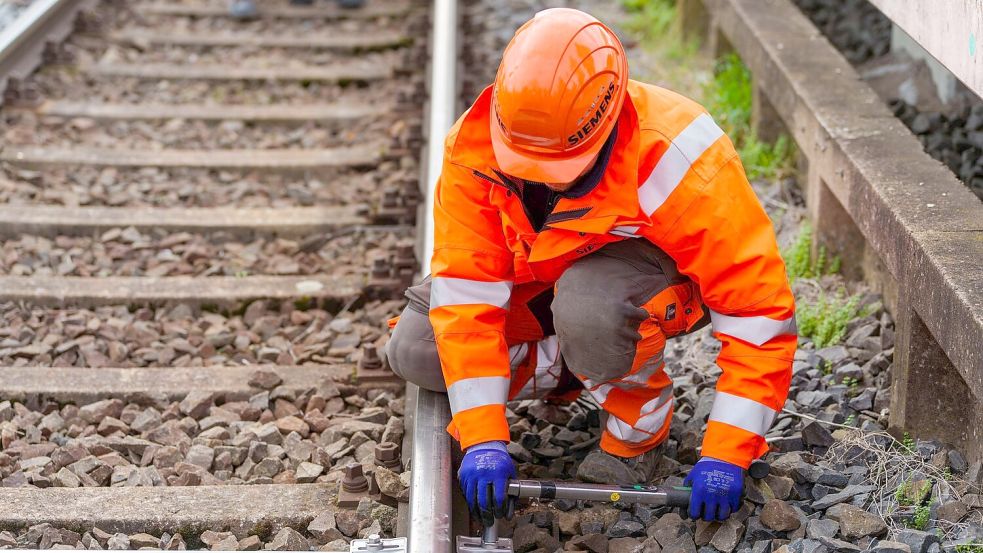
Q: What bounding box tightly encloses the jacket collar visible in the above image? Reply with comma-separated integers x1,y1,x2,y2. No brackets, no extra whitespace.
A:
541,95,645,233
527,123,619,200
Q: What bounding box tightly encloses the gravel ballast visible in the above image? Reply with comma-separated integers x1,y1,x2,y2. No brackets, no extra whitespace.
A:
0,164,408,208
495,303,982,552
0,298,403,368
0,228,410,278
3,113,399,151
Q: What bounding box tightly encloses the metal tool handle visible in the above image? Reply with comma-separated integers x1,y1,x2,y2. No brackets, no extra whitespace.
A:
507,479,680,505
748,459,770,479
665,486,691,509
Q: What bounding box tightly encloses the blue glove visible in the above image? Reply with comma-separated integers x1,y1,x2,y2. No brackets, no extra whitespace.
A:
683,457,744,521
458,441,516,523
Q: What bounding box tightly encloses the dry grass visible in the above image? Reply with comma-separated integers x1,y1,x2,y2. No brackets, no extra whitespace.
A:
826,428,982,542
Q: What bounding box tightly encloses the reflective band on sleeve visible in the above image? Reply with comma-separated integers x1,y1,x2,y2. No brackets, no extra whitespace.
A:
709,309,798,346
430,277,513,310
638,113,724,216
446,376,510,415
707,391,778,437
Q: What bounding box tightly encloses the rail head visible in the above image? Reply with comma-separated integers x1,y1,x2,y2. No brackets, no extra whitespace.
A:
420,0,459,276
407,1,460,552
0,0,84,106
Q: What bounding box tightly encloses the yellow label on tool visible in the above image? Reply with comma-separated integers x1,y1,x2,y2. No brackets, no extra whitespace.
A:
610,492,621,501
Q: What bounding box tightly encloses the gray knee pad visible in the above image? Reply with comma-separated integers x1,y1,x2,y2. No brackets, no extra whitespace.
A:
553,257,650,383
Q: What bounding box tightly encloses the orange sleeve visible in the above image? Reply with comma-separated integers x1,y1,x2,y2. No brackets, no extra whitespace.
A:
647,142,795,468
429,145,515,449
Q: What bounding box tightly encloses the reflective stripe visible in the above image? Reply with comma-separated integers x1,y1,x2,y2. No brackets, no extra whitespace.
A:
634,394,674,435
508,343,529,371
514,336,563,400
584,381,615,405
637,113,724,216
709,309,798,347
514,368,561,400
707,391,777,436
447,376,510,415
610,225,640,238
606,414,650,443
430,277,512,310
605,388,673,444
536,335,562,370
616,353,665,387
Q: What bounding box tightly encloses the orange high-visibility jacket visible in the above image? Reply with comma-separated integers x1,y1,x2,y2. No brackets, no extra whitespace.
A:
430,80,796,468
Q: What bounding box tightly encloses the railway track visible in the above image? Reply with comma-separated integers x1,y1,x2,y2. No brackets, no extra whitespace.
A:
0,0,439,550
3,1,950,552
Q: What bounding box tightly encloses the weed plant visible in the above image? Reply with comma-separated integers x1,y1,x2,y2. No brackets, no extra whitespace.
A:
913,505,932,530
781,225,858,347
622,0,699,62
828,430,977,543
782,223,841,282
704,54,794,180
797,291,864,348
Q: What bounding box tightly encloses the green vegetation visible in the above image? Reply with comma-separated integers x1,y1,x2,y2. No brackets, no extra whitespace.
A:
782,224,841,282
955,545,983,553
895,481,912,506
902,432,916,454
841,376,860,396
620,3,793,180
622,0,676,38
781,224,859,347
912,504,931,530
705,55,753,139
797,291,863,348
704,54,794,180
621,0,698,62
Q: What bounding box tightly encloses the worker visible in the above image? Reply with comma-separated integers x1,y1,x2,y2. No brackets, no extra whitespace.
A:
386,8,796,523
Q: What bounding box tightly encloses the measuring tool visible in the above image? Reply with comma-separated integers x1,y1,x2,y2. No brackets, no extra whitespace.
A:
508,479,692,507
455,459,770,552
507,458,769,510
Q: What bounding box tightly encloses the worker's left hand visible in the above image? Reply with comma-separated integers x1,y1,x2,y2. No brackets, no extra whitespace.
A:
684,457,743,521
458,441,516,524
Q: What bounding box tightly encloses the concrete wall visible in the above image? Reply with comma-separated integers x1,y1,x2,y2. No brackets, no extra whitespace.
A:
681,0,983,470
867,0,982,98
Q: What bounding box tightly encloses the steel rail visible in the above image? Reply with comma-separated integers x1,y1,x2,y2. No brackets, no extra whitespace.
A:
0,0,84,106
406,1,459,552
420,0,459,276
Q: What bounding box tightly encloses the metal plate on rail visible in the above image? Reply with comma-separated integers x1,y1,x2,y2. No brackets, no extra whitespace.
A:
349,535,408,552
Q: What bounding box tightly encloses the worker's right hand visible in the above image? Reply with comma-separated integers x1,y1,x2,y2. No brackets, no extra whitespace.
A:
458,441,516,524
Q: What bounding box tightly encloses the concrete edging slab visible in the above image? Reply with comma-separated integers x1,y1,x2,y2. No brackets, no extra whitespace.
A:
700,0,983,458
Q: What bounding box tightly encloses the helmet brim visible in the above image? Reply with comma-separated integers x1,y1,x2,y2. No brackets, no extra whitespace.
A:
490,123,610,184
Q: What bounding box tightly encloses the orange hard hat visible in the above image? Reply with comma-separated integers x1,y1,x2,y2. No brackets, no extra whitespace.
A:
490,8,628,184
